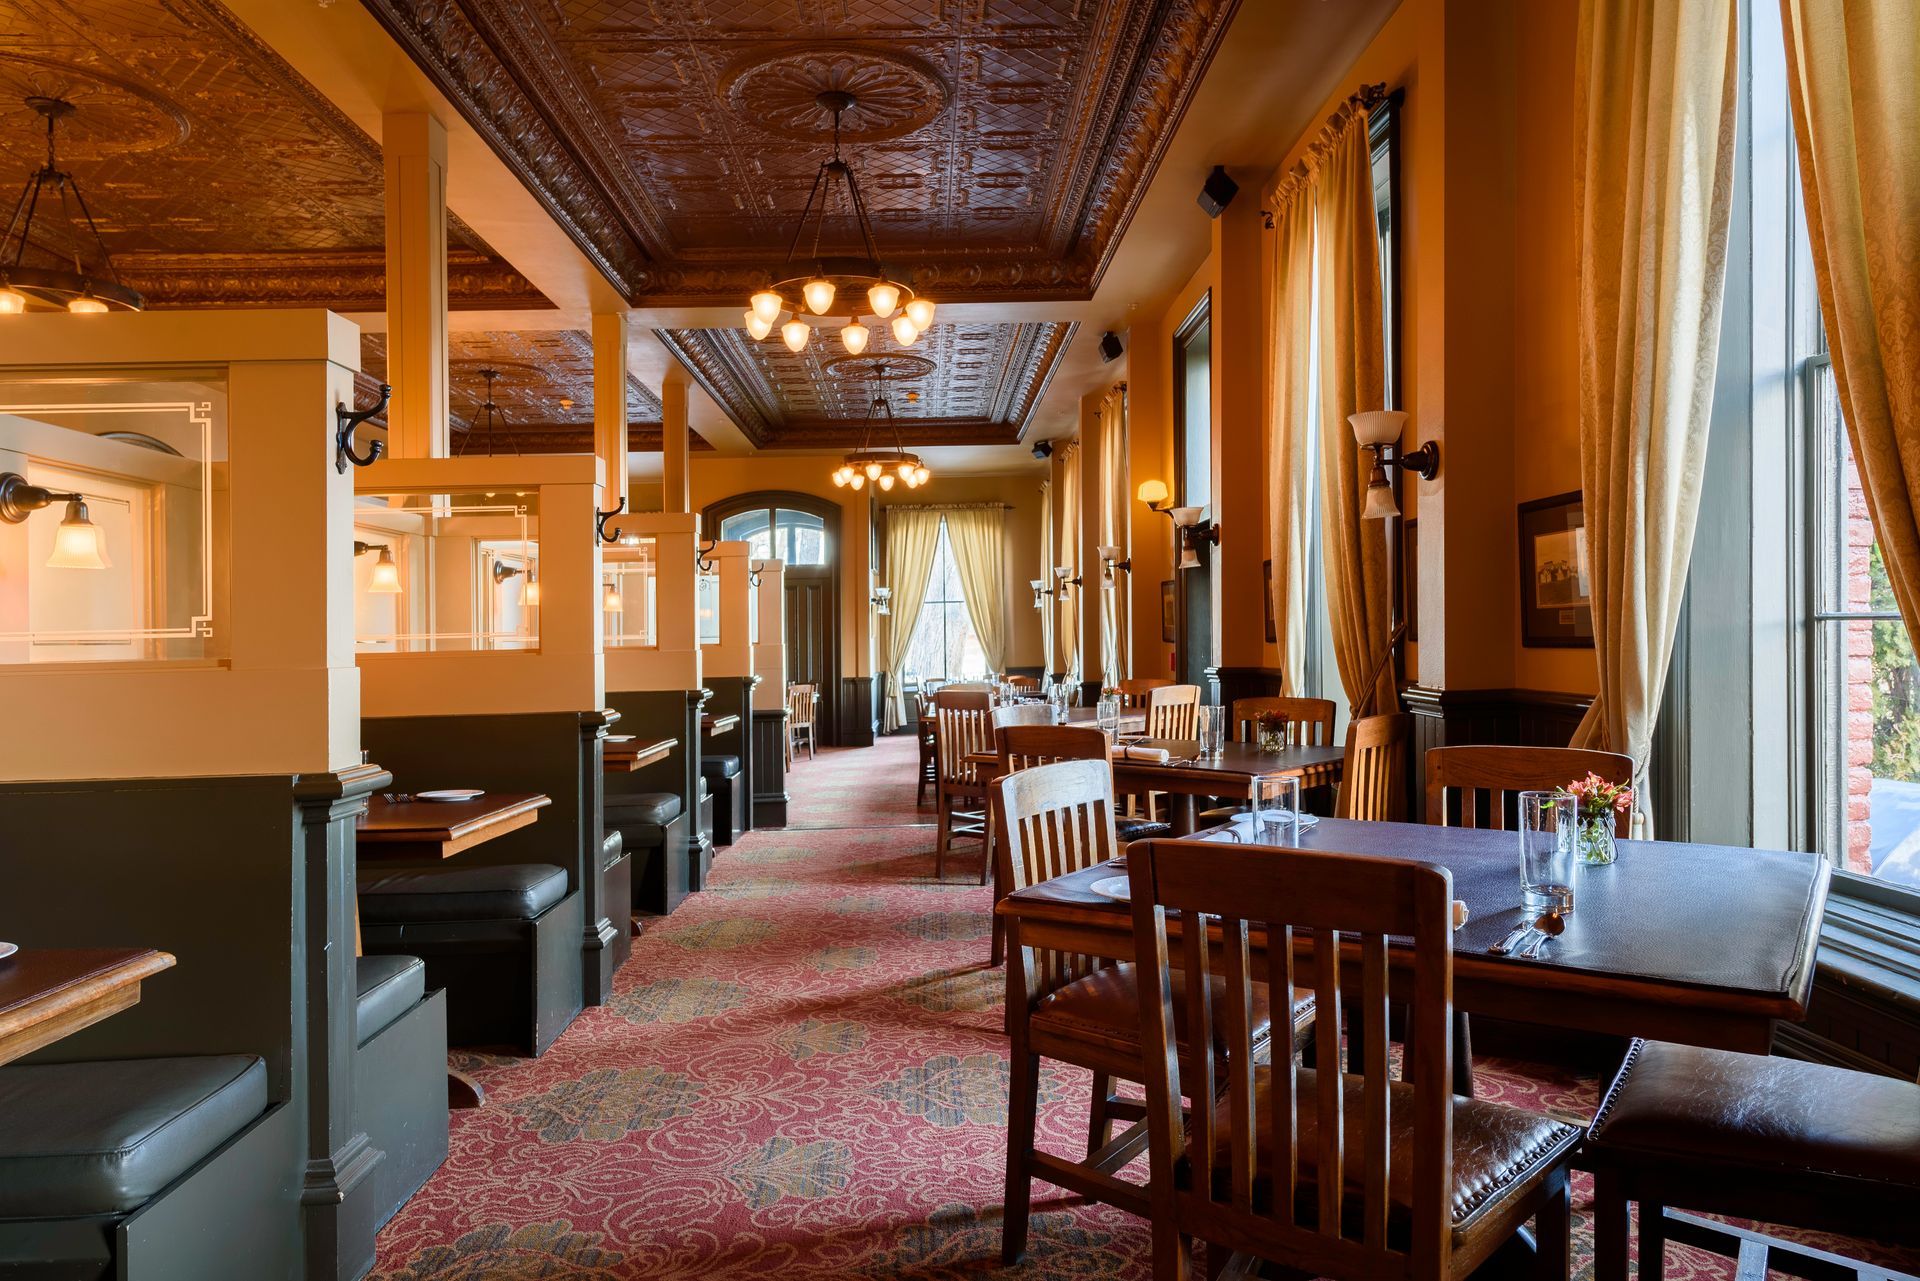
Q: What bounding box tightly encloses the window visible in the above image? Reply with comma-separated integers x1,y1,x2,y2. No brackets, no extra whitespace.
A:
718,506,826,566
1175,298,1212,511
903,518,987,685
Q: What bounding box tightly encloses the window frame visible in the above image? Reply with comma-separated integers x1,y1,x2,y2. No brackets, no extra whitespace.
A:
903,516,986,686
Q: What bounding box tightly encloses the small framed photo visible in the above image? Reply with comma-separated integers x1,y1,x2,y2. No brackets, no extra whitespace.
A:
1518,491,1594,647
1160,580,1177,643
1262,559,1277,644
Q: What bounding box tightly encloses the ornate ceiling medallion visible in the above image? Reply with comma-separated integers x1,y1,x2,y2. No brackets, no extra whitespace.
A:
721,47,949,143
0,56,189,160
822,352,937,382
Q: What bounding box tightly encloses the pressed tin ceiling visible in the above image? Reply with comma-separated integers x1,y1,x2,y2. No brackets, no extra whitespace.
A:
357,0,1241,305
657,320,1074,450
0,0,547,310
356,331,676,455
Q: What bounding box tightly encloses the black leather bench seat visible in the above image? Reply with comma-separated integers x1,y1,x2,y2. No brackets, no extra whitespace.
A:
358,864,568,924
357,954,426,1045
604,792,681,827
701,754,742,779
0,1055,267,1217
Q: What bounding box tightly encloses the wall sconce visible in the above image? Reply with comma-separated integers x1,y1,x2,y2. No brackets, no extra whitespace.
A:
602,580,624,614
1030,579,1049,610
491,561,525,585
1349,410,1438,520
870,584,892,615
1096,544,1131,583
1137,478,1170,514
0,472,110,569
1052,564,1081,602
1167,507,1218,571
353,539,401,594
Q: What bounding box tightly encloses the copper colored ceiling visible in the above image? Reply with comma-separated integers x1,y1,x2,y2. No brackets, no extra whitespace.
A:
658,321,1074,450
359,0,1240,305
0,0,547,311
356,331,671,455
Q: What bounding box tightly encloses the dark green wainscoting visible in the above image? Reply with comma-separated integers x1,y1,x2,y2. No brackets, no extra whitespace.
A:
751,707,790,828
703,676,757,841
604,687,707,895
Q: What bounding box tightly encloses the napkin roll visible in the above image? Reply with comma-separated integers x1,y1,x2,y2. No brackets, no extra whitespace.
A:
1112,745,1171,764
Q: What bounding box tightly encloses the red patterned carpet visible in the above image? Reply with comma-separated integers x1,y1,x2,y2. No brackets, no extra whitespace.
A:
371,735,1915,1280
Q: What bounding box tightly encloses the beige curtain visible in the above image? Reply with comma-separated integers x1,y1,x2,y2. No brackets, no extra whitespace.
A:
1568,0,1739,834
1781,0,1920,646
1313,101,1396,718
1265,172,1315,696
1056,442,1082,684
880,506,943,729
1098,383,1131,683
945,507,1008,675
1038,478,1054,676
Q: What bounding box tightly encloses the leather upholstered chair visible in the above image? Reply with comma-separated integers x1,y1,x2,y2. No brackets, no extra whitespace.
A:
997,760,1315,1266
1587,1040,1920,1281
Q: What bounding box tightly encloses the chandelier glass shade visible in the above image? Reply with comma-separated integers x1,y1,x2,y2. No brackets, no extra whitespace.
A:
1,97,143,314
744,91,935,356
831,367,930,492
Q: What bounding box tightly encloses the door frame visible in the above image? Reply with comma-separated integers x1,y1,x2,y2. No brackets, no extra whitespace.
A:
702,491,842,745
1172,291,1214,686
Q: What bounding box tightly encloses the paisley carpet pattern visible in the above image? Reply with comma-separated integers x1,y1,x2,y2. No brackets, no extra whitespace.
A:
373,735,1916,1279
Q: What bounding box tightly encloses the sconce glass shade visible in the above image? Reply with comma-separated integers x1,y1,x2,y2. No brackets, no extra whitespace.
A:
904,298,935,330
524,577,540,606
1350,410,1408,447
366,546,401,593
603,583,624,613
45,500,109,570
802,278,836,315
1363,479,1400,520
66,296,109,315
1136,478,1169,507
744,310,773,341
890,314,918,346
840,320,870,355
1097,544,1122,562
1168,505,1204,528
867,280,901,317
0,288,25,314
750,290,785,323
781,319,811,353
1178,545,1200,571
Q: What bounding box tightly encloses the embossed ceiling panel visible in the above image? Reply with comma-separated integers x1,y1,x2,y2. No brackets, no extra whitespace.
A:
0,0,548,310
657,321,1074,449
358,0,1240,304
356,331,673,455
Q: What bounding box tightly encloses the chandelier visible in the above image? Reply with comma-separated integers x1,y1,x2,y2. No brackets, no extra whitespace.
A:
0,97,142,314
455,367,519,456
746,91,935,356
832,367,930,492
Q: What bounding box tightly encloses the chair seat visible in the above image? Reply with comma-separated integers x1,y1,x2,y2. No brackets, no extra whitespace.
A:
601,829,624,868
0,1056,267,1217
1588,1039,1920,1191
358,863,568,924
701,754,742,779
356,954,426,1045
1195,1066,1581,1244
1114,816,1173,843
1031,963,1312,1065
605,791,681,825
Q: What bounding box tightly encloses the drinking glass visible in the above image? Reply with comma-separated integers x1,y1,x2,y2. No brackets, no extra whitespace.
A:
1196,705,1226,759
1518,790,1575,913
1251,775,1301,845
1047,684,1069,724
1096,693,1122,736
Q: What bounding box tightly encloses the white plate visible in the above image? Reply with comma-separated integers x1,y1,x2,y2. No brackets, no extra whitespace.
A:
0,942,17,961
416,789,484,803
1088,876,1131,902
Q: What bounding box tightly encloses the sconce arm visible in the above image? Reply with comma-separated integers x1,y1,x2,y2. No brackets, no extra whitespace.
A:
0,473,84,523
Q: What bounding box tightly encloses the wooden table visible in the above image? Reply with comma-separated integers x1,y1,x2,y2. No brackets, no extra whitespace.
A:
0,947,174,1066
356,792,551,862
998,817,1831,1055
604,735,676,774
1108,739,1346,833
701,713,740,737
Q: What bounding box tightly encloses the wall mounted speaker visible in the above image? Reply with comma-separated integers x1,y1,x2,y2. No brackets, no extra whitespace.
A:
1032,441,1054,461
1098,331,1124,363
1197,165,1239,219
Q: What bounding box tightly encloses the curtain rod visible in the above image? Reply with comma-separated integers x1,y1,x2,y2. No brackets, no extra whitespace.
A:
1261,81,1391,223
887,501,1013,511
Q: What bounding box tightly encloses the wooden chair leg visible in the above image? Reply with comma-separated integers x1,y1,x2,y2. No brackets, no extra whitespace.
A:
1535,1168,1570,1281
1640,1197,1667,1281
977,817,992,887
1086,1070,1113,1155
1591,1169,1629,1281
935,791,949,881
1002,1049,1040,1266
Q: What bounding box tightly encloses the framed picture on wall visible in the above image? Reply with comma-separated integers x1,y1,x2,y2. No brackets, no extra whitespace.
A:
1518,491,1594,647
1160,580,1177,643
1262,559,1277,643
1402,519,1418,643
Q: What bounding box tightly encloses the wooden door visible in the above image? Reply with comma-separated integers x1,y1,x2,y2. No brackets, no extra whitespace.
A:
785,566,836,744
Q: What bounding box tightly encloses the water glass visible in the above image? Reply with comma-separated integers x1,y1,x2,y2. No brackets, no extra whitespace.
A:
1096,693,1122,736
1518,790,1575,913
1046,684,1070,724
1251,775,1302,845
1196,705,1226,759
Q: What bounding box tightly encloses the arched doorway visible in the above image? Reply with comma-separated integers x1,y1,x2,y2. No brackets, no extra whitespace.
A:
703,491,843,745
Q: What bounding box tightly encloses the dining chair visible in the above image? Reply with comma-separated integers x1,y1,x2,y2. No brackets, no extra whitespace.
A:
1144,684,1203,739
1335,712,1410,821
1118,677,1171,709
785,683,818,764
1007,674,1042,693
932,688,995,884
1126,836,1579,1281
1228,696,1337,747
914,690,938,807
997,760,1316,1266
1425,745,1633,833
991,703,1054,730
996,724,1172,846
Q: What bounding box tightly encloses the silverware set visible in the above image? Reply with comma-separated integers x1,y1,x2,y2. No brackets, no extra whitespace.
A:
1488,909,1564,960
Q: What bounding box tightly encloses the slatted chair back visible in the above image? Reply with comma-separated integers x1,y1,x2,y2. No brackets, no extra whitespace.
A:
934,689,995,788
1145,683,1203,739
1425,745,1634,836
1007,674,1042,692
998,758,1122,1001
1127,837,1456,1281
1117,677,1171,709
1335,713,1410,821
992,703,1055,731
787,683,816,729
1230,696,1337,747
997,723,1109,774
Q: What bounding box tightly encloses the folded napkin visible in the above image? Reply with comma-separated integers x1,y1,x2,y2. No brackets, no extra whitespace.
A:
1453,900,1470,931
1111,744,1171,764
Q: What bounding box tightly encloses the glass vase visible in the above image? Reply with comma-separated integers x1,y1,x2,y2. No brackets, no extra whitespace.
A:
1575,816,1617,866
1259,728,1287,753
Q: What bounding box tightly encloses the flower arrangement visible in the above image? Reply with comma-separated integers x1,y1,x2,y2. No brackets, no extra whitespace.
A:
1254,710,1292,752
1563,772,1632,865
